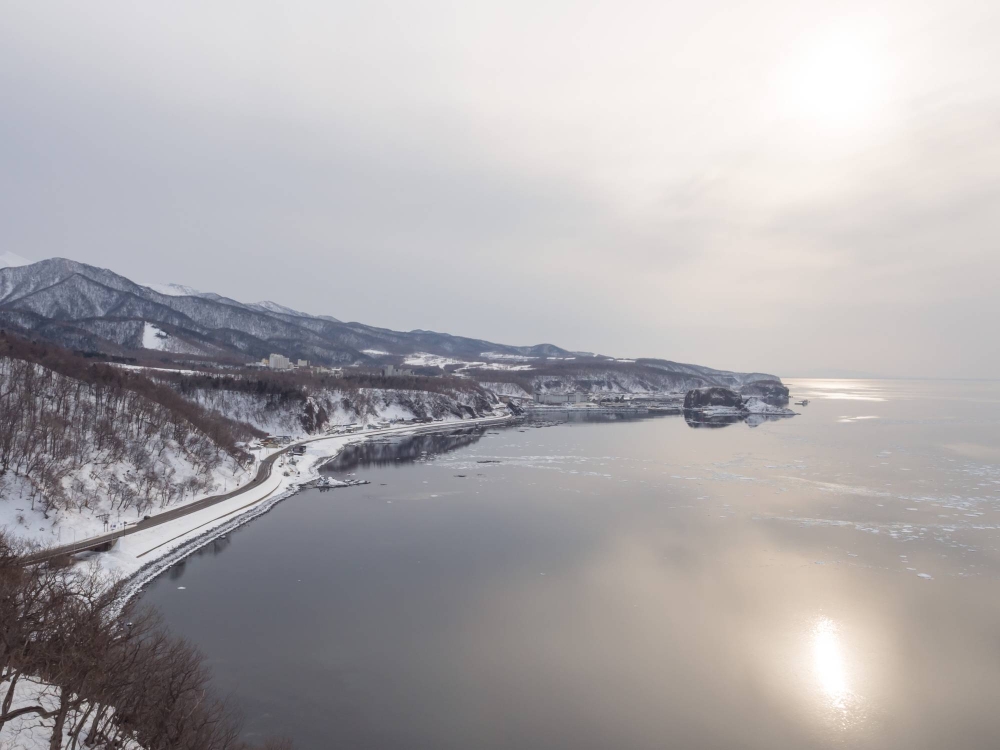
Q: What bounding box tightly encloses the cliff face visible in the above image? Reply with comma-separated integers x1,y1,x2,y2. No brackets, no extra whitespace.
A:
184,385,502,435
683,386,798,422
738,380,790,405
684,387,745,409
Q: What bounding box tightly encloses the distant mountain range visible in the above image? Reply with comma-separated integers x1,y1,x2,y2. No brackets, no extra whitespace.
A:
0,257,778,388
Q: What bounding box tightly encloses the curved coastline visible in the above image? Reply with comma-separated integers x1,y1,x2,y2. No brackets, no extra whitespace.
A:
109,414,515,610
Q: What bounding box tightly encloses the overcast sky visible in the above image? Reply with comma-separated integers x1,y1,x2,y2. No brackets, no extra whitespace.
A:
1,1,998,377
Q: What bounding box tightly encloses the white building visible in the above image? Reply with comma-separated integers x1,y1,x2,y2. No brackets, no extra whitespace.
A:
381,364,414,377
268,353,293,370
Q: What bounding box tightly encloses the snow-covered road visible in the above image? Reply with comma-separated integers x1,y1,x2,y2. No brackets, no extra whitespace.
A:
28,414,513,584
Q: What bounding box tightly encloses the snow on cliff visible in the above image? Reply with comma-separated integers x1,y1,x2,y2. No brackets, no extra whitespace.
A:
480,381,533,399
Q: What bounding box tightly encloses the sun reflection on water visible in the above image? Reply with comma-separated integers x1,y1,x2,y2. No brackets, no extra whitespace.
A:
813,617,850,709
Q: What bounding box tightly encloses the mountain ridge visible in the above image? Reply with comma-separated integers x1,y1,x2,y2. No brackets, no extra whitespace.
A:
0,257,779,388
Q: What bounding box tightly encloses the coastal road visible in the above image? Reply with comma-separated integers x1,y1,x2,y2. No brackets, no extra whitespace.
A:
23,415,512,564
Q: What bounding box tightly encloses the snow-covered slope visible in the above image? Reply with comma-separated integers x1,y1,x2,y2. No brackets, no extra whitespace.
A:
479,381,533,399
0,350,255,548
0,258,782,387
178,381,504,436
0,259,575,365
143,281,203,296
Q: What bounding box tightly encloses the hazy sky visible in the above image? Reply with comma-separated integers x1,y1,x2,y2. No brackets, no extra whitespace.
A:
2,1,998,378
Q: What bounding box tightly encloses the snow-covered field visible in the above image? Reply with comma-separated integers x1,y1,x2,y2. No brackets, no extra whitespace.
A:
404,352,535,372
480,351,537,361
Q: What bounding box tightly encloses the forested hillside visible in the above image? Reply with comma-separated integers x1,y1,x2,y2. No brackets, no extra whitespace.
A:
157,369,503,435
0,334,258,545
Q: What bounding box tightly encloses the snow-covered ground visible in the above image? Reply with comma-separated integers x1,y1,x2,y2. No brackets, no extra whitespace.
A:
140,322,169,350
1,676,143,750
403,352,467,368
111,363,210,376
480,352,537,361
0,359,248,550
0,448,250,551
479,381,533,399
404,352,535,372
141,282,203,296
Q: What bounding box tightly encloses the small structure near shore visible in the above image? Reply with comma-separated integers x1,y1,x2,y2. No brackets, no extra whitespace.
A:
534,391,588,405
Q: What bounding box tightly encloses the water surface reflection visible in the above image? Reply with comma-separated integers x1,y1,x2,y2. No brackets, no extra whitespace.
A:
140,380,1000,750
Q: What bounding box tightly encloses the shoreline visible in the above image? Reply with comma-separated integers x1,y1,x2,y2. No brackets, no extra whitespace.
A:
105,414,515,609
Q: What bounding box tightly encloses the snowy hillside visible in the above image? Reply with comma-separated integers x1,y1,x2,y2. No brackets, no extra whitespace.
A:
164,373,505,436
0,338,256,548
0,258,579,365
0,258,783,389
142,281,204,296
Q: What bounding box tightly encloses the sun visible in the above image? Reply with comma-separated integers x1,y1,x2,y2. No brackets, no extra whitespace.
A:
776,28,888,131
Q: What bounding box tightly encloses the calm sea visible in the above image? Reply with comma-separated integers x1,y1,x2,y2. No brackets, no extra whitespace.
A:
141,379,1000,749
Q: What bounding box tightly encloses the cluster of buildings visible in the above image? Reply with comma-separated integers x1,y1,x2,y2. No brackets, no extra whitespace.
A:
380,364,414,377
258,354,420,380
263,353,307,371
259,354,343,375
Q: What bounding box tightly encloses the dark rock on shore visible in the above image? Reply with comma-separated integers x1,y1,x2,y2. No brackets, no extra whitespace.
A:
739,379,789,405
683,386,744,410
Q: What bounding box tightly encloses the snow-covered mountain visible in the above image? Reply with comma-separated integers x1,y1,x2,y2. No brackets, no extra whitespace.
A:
0,258,779,388
143,281,205,296
0,258,579,365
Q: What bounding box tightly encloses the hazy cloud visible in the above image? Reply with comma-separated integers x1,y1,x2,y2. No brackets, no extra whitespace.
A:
1,0,998,376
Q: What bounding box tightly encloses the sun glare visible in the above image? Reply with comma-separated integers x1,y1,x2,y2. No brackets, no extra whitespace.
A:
813,617,851,709
778,29,887,131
